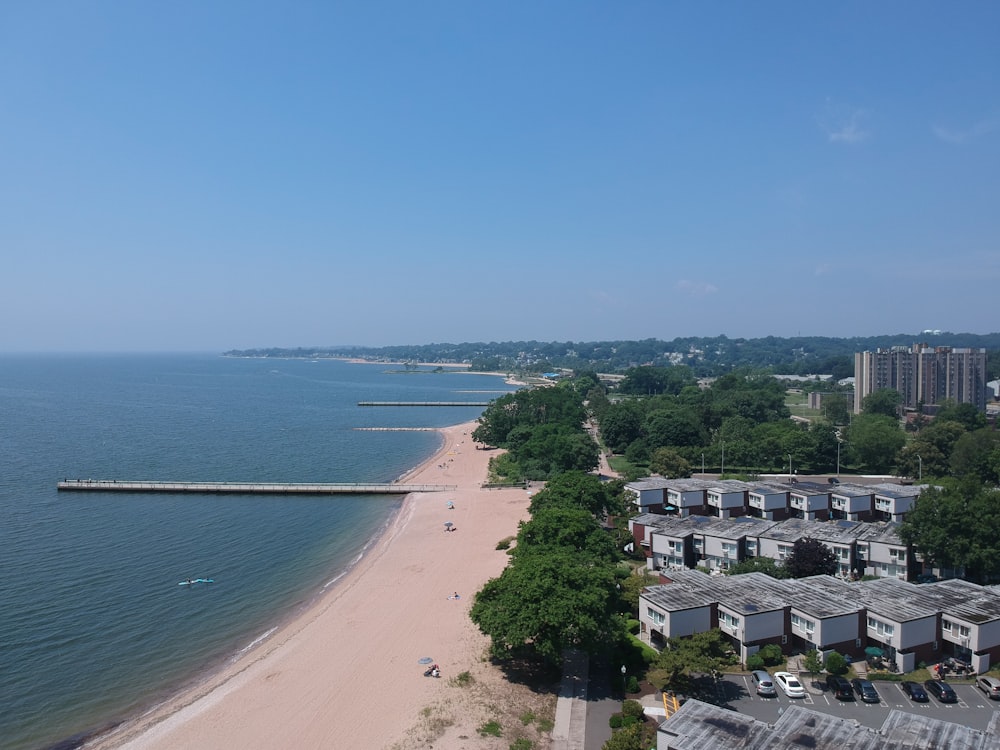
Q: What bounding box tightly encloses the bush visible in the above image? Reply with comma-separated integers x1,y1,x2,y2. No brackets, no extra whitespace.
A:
478,721,502,737
609,714,623,729
496,536,515,550
746,653,765,671
626,675,639,693
758,644,783,666
622,700,644,718
825,651,848,675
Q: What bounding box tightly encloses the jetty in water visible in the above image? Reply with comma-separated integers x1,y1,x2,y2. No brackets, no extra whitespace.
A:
57,480,456,495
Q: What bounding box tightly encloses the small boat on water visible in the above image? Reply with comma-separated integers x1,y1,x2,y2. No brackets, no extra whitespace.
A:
178,578,214,586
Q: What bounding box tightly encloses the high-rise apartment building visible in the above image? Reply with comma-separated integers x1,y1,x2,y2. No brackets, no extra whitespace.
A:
854,344,988,414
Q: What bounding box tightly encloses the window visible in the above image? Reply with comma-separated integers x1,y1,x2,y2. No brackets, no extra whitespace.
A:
791,613,816,633
942,619,953,632
959,625,971,638
647,608,665,627
867,616,895,639
719,611,740,630
777,544,793,560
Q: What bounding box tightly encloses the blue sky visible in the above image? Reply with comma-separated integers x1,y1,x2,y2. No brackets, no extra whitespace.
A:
1,2,997,352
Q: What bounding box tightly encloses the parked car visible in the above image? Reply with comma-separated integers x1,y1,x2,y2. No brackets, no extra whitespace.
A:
924,679,958,703
851,678,880,703
774,671,806,698
826,674,853,700
900,681,929,702
751,670,776,697
977,676,1000,700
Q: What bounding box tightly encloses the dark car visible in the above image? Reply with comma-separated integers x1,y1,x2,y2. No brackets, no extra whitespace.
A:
827,674,854,700
924,679,958,703
851,678,880,703
901,681,929,702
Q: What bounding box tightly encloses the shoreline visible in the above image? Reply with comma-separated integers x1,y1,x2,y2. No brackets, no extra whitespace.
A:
84,420,533,750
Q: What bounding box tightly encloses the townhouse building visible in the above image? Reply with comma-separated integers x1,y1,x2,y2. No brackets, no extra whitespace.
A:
640,571,1000,675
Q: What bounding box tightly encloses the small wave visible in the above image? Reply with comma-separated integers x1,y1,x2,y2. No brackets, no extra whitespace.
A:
234,627,277,658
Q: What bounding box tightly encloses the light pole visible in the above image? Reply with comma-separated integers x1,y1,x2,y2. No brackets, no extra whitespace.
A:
837,440,842,477
701,453,705,475
621,664,627,697
788,453,792,479
721,442,725,476
917,454,922,481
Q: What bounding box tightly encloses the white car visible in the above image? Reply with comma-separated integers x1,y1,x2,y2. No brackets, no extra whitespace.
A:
774,671,806,698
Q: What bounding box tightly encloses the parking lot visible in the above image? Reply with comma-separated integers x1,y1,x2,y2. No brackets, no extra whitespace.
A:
715,674,1000,732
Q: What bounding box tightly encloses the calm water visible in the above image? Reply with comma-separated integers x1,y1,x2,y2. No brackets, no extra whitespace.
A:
0,354,511,750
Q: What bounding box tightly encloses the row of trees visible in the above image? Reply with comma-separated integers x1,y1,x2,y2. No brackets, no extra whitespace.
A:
592,367,843,476
471,380,600,480
469,472,629,664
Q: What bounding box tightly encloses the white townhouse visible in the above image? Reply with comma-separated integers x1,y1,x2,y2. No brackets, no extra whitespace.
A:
629,513,672,555
624,477,671,514
829,483,875,521
746,482,791,520
648,518,701,571
852,578,939,673
639,575,716,650
870,482,926,523
856,524,910,580
788,576,866,656
697,516,775,572
705,480,752,519
787,482,832,521
664,479,711,517
924,579,1000,674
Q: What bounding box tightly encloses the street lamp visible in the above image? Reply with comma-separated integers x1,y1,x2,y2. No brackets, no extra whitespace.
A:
837,440,842,477
621,664,627,696
721,442,726,476
788,453,793,479
916,454,922,481
701,452,705,475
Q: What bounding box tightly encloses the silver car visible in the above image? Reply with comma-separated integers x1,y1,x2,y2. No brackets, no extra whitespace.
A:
751,670,776,696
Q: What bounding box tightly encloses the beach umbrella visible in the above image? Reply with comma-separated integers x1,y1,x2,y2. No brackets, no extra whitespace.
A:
444,521,454,529
865,646,885,658
418,657,434,664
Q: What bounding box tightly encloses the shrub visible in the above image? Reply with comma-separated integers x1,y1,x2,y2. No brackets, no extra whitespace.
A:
758,644,783,666
622,700,644,719
496,535,516,550
479,720,502,737
510,740,533,750
745,653,765,671
626,675,639,693
609,714,623,729
825,651,848,675
519,710,536,725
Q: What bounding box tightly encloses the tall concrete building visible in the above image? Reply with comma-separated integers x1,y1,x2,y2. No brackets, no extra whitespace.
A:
854,344,988,414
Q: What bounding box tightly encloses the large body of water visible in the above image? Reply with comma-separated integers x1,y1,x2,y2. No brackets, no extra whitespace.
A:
0,354,512,750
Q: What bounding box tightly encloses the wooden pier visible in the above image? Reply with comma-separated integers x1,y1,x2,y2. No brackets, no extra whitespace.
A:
57,480,456,495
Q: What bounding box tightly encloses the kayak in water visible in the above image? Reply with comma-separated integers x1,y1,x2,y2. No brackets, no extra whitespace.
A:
178,578,215,585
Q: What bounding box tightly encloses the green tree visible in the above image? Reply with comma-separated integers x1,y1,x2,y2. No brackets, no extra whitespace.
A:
724,557,790,578
934,401,988,431
825,651,848,675
784,538,838,578
528,470,623,519
821,392,851,425
471,550,622,664
513,506,619,564
899,480,1000,582
648,629,734,695
844,414,905,473
803,649,824,675
862,388,902,418
600,402,645,453
950,428,1000,484
648,447,693,478
601,723,644,750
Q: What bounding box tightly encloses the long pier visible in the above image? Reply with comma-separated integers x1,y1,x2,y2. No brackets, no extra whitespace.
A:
357,401,489,406
57,480,456,495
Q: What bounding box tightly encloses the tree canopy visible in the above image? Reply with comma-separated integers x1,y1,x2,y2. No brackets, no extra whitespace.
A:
783,537,838,578
899,480,1000,583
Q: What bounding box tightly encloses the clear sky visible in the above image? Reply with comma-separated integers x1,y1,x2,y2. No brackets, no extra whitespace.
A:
1,2,997,352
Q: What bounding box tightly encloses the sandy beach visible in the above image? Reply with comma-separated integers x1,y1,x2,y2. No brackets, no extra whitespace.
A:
88,420,541,750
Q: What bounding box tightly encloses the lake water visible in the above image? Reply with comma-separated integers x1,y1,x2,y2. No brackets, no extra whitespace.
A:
0,354,511,750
